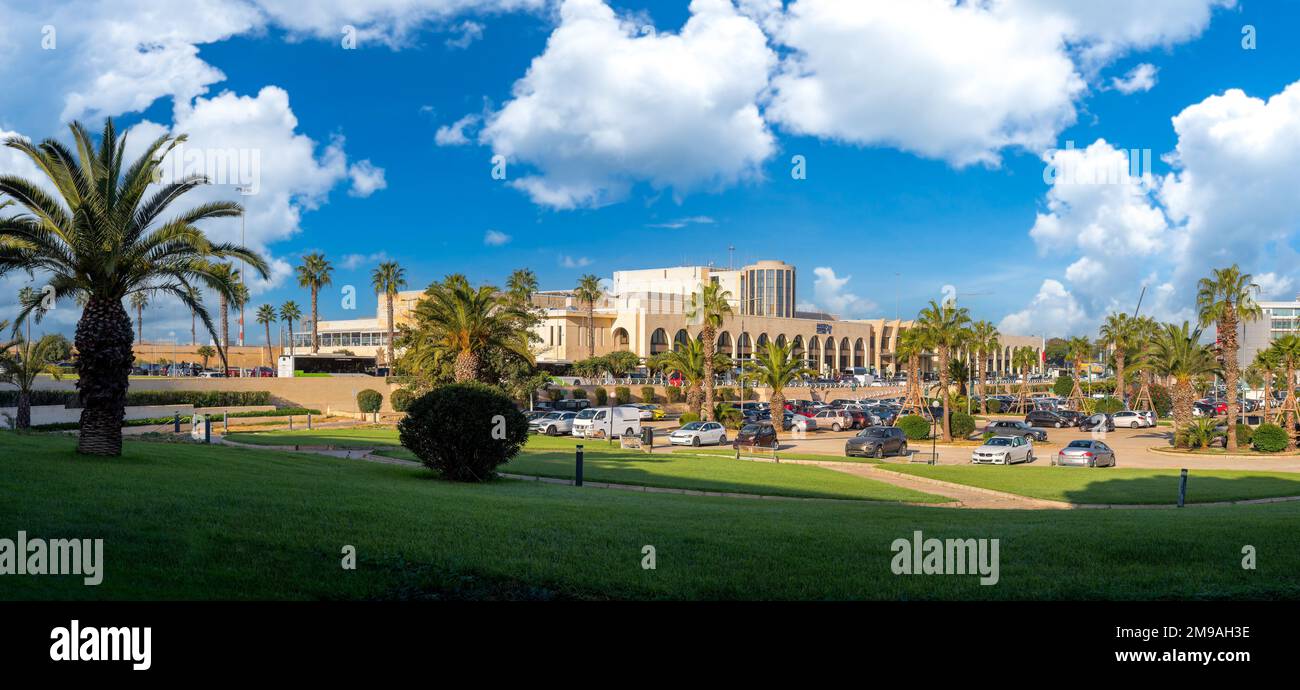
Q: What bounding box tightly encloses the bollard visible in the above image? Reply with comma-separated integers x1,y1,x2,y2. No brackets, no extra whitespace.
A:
288,415,293,430
202,417,212,444
1178,468,1188,508
307,412,313,430
575,444,584,487
173,412,181,433
223,409,228,433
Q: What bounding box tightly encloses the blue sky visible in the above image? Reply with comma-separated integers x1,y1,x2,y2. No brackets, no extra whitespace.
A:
2,0,1299,343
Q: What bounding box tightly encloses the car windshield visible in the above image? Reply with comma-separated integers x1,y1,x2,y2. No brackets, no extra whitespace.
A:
1067,440,1092,448
680,422,704,431
740,424,764,434
540,413,562,420
576,410,597,420
859,429,886,437
984,438,1012,447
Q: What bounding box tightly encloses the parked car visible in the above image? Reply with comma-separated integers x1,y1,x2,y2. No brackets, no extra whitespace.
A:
554,399,591,412
630,404,666,420
1110,410,1154,429
843,409,871,430
844,426,909,458
790,414,816,432
983,420,1047,442
971,435,1034,465
530,411,578,436
1054,439,1117,467
811,409,852,432
1025,409,1071,428
1079,413,1115,432
733,422,778,449
669,421,728,447
1055,410,1084,427
571,406,641,438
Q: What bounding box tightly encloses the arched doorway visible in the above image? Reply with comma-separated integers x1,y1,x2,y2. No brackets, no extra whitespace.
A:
612,327,630,352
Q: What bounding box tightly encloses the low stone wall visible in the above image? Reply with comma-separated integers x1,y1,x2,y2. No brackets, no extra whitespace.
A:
540,384,908,406
1,403,278,426
23,376,404,415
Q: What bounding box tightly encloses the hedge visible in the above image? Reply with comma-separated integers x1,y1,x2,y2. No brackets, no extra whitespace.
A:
390,389,415,413
614,386,632,405
1252,424,1289,453
640,386,657,404
31,407,321,432
950,411,976,439
678,412,701,424
571,388,588,400
897,415,931,440
0,390,274,409
1235,424,1254,447
593,388,609,405
666,387,685,403
356,389,383,414
1052,374,1074,397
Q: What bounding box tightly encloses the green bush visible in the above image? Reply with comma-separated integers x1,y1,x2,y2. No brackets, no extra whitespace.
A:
678,412,700,424
356,389,383,414
571,388,588,400
1235,423,1254,447
1252,423,1289,453
614,386,632,405
32,407,322,432
1093,396,1124,414
550,388,567,402
390,388,415,413
898,415,931,440
986,399,1002,414
950,411,976,439
718,387,735,402
1052,374,1074,397
398,383,528,482
640,386,657,403
742,387,758,401
1150,385,1173,417
4,389,279,409
666,387,685,403
593,388,609,405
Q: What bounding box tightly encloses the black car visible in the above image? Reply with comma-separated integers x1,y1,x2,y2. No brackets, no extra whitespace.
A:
983,420,1048,442
734,422,777,449
1079,413,1115,432
1025,410,1071,428
1055,410,1084,427
844,426,909,458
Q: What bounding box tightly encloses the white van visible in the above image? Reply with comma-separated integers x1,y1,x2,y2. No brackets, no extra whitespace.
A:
571,406,642,439
843,367,875,386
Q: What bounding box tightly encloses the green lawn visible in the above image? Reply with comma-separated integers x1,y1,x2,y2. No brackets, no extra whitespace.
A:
225,426,404,448
877,463,1300,504
4,431,1300,600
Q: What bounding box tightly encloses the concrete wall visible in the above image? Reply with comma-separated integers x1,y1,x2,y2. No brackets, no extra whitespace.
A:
21,376,403,414
1,404,277,426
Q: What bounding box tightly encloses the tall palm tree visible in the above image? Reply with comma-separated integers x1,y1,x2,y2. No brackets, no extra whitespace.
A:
968,320,999,415
1271,334,1300,451
506,268,539,306
1197,265,1262,448
232,281,249,348
296,252,333,354
1064,335,1092,406
655,337,731,417
1099,312,1135,407
209,263,240,372
685,281,734,421
128,292,149,344
895,327,931,417
1253,346,1281,421
410,278,532,382
1148,321,1220,446
573,274,603,359
0,333,63,429
185,286,201,345
371,261,407,369
1012,346,1038,410
255,304,277,366
743,341,811,441
279,301,301,357
915,300,971,441
0,120,266,455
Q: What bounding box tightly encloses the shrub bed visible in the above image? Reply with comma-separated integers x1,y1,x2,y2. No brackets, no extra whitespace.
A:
1252,424,1289,453
898,415,931,440
398,383,528,481
640,386,656,404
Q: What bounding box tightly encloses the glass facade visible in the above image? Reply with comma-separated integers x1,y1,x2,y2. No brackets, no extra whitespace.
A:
293,331,389,349
739,263,794,318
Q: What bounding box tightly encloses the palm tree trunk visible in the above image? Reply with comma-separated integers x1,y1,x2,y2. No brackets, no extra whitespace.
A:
310,286,320,354
454,350,479,382
265,322,272,367
587,305,595,359
978,350,987,416
219,296,229,372
702,324,716,421
386,292,395,372
687,384,703,418
74,297,133,456
16,389,31,429
1288,364,1297,452
1114,353,1125,410
769,389,786,442
1172,377,1194,448
938,347,952,441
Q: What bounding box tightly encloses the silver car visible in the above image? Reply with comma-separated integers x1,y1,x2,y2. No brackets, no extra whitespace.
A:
1054,439,1116,467
971,435,1034,465
529,411,577,436
1110,410,1153,429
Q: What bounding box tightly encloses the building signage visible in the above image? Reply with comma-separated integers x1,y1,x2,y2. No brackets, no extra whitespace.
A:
816,323,832,335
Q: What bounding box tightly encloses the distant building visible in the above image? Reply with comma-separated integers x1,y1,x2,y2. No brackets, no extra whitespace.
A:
1237,298,1300,368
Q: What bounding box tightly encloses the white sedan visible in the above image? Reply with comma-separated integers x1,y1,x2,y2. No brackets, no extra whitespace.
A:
669,421,728,447
971,435,1034,465
1110,410,1154,428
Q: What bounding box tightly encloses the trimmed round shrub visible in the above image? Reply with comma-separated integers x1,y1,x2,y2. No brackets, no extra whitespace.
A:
593,388,609,405
950,411,976,439
390,388,415,413
398,383,529,482
640,386,656,403
571,388,588,400
614,386,632,405
1052,374,1074,396
898,415,931,440
986,399,1002,414
666,387,685,403
718,387,735,402
678,412,701,424
1235,424,1254,447
1251,423,1289,453
742,387,758,401
356,389,383,414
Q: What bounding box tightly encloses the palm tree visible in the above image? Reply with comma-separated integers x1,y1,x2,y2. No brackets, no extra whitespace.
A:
1012,346,1038,410
1065,335,1091,406
185,286,201,345
128,292,149,344
743,341,811,441
1197,265,1262,448
0,120,266,455
655,337,730,417
506,268,539,306
1099,312,1135,407
196,344,216,370
255,304,277,366
1252,346,1281,421
1148,321,1220,447
410,278,532,382
296,252,333,354
915,300,971,441
209,263,240,372
895,327,931,417
968,320,999,415
371,261,407,369
685,281,734,421
1271,334,1300,450
573,274,603,360
0,333,63,429
279,301,301,357
232,281,249,348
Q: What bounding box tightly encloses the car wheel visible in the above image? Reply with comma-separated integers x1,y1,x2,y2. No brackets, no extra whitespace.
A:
546,425,557,436
691,436,700,447
832,423,842,432
1055,421,1062,428
899,442,907,456
719,434,727,445
873,446,884,459
625,428,635,437
1027,452,1034,463
1130,422,1138,429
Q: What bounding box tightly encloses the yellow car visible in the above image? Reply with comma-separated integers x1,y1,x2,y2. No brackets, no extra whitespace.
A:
634,404,666,420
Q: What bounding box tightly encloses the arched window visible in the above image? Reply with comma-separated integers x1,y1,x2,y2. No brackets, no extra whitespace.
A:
612,327,630,352
650,328,669,355
853,338,865,368
673,329,690,351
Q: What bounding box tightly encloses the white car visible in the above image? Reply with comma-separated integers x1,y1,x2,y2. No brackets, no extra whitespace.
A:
791,415,817,432
571,406,642,438
669,421,728,446
529,411,577,436
971,435,1034,465
1110,410,1154,429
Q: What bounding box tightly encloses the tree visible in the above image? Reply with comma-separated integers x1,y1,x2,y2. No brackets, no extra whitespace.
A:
506,268,539,306
1098,312,1135,407
656,337,730,417
231,281,249,347
371,261,407,369
895,327,931,418
196,345,216,370
685,281,734,421
1148,322,1219,447
279,301,301,357
915,299,971,442
1271,334,1300,451
573,274,603,360
185,286,201,345
39,333,72,362
1065,335,1092,407
128,292,149,344
743,341,811,441
1196,265,1262,449
1252,346,1281,421
0,332,63,429
1012,346,1038,411
296,252,333,354
255,304,277,365
0,120,266,455
968,321,999,415
406,276,533,382
209,263,240,372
